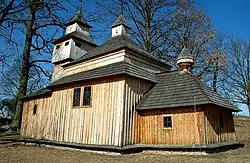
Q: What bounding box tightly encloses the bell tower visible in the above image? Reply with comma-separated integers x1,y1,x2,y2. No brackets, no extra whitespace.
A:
51,6,97,81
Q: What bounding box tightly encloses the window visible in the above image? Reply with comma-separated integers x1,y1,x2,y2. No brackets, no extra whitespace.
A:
163,115,172,128
219,114,224,128
75,42,81,48
83,86,91,106
33,104,37,115
65,41,69,46
56,45,60,49
73,88,81,106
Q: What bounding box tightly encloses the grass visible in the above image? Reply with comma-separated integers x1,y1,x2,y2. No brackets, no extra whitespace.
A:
0,116,249,163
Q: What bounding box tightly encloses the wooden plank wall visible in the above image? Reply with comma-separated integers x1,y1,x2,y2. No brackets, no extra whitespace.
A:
21,76,125,146
137,107,204,145
64,51,125,76
123,77,153,145
204,105,236,144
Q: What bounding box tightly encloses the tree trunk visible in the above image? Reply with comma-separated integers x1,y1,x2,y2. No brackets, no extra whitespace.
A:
11,9,36,131
212,60,219,92
248,89,250,115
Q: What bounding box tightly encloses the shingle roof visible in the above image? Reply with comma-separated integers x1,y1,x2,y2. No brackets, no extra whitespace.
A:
53,31,96,46
136,71,240,112
49,61,156,87
22,88,52,100
111,15,131,29
65,9,92,28
23,68,238,112
65,34,171,69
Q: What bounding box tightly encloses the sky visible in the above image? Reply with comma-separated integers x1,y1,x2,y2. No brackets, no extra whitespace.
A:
202,0,250,40
1,0,249,116
201,0,250,115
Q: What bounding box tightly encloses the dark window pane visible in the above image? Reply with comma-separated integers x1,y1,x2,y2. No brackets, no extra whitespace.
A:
65,41,69,46
56,45,60,49
33,105,37,115
83,86,91,106
163,116,172,128
75,42,81,48
73,88,81,106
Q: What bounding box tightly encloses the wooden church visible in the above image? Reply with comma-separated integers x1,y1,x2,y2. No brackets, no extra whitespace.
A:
20,10,241,153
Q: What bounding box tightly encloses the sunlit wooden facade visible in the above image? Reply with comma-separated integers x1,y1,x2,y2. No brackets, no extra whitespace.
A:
21,14,239,149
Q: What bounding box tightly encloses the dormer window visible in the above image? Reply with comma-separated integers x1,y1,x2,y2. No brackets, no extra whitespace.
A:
75,42,81,48
65,41,69,46
56,45,60,49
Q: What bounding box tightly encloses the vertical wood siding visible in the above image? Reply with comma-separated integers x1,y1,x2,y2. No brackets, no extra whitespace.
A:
204,106,236,144
64,51,125,76
123,77,153,145
137,107,205,145
21,77,125,146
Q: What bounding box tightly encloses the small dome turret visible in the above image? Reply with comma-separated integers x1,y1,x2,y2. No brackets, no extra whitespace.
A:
111,15,131,37
177,47,194,71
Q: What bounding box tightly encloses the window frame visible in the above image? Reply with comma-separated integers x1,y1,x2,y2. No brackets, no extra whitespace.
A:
33,104,38,115
163,114,173,129
82,86,92,106
73,88,81,107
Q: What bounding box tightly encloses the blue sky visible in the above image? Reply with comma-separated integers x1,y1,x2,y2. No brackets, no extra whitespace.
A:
201,0,250,115
202,0,250,40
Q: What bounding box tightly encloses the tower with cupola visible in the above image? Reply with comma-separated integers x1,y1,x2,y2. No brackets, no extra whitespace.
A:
177,47,194,71
111,15,131,37
51,8,97,81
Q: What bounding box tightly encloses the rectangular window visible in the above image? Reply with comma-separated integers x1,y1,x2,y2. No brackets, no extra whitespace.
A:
83,86,91,106
56,45,60,49
33,104,37,115
219,114,224,128
65,41,69,46
163,115,172,128
75,42,81,48
73,88,81,106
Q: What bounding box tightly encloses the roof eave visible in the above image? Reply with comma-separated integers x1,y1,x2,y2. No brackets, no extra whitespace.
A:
53,34,97,47
136,103,240,112
65,20,92,28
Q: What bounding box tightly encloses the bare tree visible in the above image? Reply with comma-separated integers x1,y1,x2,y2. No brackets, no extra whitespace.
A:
0,0,26,42
221,37,250,115
96,0,177,54
167,1,214,69
202,32,227,92
0,99,15,118
10,0,69,131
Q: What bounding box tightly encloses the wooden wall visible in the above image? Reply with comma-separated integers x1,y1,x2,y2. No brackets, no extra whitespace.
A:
21,76,125,146
64,50,126,76
122,76,153,145
204,105,236,144
137,107,205,145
